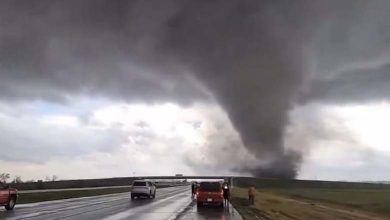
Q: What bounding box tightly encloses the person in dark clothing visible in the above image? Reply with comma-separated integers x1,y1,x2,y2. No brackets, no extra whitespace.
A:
223,182,230,206
191,182,196,197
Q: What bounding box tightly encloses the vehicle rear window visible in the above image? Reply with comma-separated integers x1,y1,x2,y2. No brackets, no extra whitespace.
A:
133,181,146,186
199,182,221,192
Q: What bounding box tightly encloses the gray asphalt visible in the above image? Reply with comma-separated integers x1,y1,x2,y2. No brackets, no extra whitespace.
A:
0,186,243,220
18,186,131,194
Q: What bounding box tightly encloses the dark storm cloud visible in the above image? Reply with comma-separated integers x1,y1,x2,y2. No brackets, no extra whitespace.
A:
156,0,323,178
302,63,390,104
0,0,208,104
1,0,390,178
298,0,390,104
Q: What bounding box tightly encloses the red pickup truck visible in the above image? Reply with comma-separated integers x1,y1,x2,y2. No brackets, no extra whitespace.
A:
0,182,17,210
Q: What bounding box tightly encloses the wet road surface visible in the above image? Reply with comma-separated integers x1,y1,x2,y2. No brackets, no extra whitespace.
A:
0,186,242,220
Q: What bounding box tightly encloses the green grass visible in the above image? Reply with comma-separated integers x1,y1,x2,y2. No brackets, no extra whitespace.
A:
17,187,132,204
267,188,390,217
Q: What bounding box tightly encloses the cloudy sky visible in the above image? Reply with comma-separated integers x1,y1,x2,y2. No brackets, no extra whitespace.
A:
1,0,390,181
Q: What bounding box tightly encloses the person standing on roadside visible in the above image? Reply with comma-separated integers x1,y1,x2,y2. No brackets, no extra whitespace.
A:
223,182,230,206
248,185,255,205
191,182,196,197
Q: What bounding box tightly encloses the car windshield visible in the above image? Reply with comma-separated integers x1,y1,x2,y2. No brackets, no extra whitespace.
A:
199,182,221,192
133,182,147,186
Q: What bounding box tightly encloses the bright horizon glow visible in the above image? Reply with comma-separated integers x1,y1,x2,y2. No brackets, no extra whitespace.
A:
1,99,390,181
296,101,390,181
333,102,390,153
0,100,249,180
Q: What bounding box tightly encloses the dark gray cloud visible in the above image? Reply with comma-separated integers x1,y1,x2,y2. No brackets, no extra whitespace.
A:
297,0,390,104
302,63,390,103
0,0,208,104
1,0,390,178
156,0,311,178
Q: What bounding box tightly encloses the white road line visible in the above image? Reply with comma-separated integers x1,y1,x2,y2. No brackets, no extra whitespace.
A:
9,187,189,220
17,186,185,208
16,192,130,208
101,190,189,220
57,188,190,220
18,186,131,194
166,198,193,220
8,198,128,220
7,211,56,220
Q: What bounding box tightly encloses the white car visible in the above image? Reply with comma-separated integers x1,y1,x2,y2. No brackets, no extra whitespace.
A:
131,180,156,200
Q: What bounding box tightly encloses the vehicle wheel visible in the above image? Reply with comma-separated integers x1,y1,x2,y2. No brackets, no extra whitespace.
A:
131,195,135,200
219,202,224,208
197,202,202,208
5,197,16,210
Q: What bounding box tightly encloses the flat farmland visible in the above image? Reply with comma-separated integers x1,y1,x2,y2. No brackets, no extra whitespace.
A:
231,187,390,220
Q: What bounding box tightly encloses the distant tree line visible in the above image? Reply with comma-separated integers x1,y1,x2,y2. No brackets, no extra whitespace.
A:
0,173,59,184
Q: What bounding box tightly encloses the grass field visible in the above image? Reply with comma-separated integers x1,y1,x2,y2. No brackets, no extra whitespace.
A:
17,187,132,204
269,188,390,218
230,187,389,220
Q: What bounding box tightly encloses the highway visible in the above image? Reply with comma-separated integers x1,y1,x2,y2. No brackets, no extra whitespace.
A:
17,186,131,194
0,186,243,220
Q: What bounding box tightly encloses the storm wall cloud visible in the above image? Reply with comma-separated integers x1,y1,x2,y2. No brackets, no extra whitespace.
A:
1,0,390,178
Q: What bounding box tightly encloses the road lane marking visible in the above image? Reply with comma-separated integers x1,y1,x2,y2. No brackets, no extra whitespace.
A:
16,193,130,208
57,189,191,220
166,197,193,220
18,186,131,194
12,194,130,217
17,186,186,208
101,190,190,220
7,211,56,220
167,199,194,220
57,190,190,220
8,187,189,220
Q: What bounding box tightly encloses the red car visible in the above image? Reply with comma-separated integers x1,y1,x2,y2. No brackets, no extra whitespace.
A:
196,182,224,207
0,182,18,210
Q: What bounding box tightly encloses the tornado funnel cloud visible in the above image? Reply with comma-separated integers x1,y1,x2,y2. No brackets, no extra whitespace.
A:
159,0,318,178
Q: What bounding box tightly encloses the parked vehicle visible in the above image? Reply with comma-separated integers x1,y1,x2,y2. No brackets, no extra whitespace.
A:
196,181,224,208
0,182,18,210
131,180,156,200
